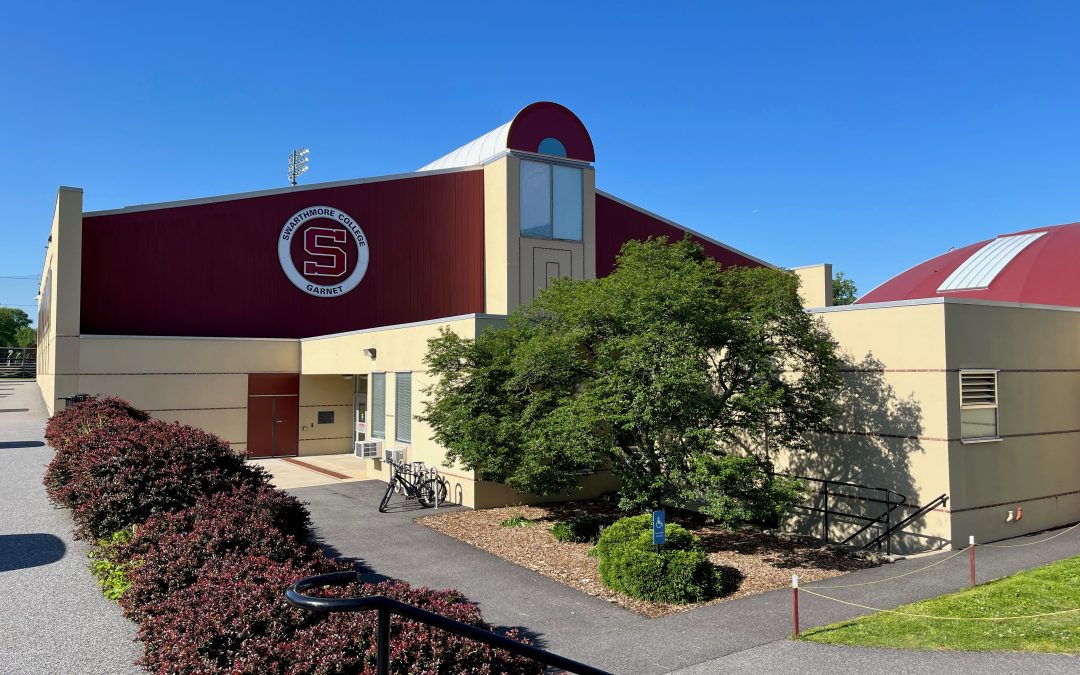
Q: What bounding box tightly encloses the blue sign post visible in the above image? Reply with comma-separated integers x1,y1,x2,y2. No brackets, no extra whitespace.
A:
652,509,666,551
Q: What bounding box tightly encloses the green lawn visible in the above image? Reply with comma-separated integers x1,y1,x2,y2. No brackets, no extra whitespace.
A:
801,554,1080,653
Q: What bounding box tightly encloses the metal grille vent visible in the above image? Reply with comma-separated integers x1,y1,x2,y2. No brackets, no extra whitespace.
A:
960,371,997,407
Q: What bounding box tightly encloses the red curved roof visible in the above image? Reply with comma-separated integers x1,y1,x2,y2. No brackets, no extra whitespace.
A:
858,222,1080,307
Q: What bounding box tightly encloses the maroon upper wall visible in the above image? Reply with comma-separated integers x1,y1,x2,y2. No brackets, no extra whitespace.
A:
80,170,485,339
595,193,765,277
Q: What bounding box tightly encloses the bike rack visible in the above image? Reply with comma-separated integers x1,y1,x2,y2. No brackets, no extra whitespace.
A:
285,571,611,675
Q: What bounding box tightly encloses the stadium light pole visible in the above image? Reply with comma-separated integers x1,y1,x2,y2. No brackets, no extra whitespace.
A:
288,147,310,186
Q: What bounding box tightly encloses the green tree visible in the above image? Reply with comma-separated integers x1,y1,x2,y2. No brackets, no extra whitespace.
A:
0,307,32,347
833,272,858,305
15,326,36,347
421,238,842,525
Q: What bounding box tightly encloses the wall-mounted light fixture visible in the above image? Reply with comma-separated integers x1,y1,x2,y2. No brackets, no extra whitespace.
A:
363,347,377,359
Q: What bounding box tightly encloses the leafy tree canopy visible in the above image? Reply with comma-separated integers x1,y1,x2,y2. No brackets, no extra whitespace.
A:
833,272,858,306
0,307,33,348
421,238,842,525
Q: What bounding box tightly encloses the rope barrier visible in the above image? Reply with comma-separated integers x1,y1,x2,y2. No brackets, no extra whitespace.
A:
809,548,968,589
800,587,1080,621
976,521,1080,548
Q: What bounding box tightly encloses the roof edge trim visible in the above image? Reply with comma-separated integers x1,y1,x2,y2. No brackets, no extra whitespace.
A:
82,165,483,218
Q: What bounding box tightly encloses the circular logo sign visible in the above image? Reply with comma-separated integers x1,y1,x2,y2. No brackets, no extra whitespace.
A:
278,206,369,297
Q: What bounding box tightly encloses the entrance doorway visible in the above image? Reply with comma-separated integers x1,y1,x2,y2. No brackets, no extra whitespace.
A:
247,373,299,458
352,374,368,454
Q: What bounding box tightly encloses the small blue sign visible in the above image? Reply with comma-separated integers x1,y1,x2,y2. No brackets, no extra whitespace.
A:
652,509,666,546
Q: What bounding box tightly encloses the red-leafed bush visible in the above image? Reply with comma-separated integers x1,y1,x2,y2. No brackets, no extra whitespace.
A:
63,419,271,539
137,553,335,674
43,396,150,503
139,553,542,675
277,582,543,675
119,486,314,623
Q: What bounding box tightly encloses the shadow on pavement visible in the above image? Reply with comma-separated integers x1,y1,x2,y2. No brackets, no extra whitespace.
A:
0,440,46,449
0,533,66,571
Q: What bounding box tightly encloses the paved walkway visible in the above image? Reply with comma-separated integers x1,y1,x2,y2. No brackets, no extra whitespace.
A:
2,382,1077,673
292,479,1080,674
0,381,141,674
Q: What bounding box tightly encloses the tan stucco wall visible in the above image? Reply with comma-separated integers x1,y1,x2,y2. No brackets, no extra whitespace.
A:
483,155,596,316
302,315,501,507
944,301,1080,546
37,187,84,415
74,336,299,450
793,264,833,309
772,301,953,551
299,374,353,455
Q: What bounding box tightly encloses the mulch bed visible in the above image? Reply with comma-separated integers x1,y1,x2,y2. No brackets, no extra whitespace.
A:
418,496,880,618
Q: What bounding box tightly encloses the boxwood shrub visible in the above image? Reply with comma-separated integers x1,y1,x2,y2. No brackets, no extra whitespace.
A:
592,514,720,604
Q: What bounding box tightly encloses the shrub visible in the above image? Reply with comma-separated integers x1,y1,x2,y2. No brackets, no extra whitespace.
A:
43,396,149,504
500,514,538,528
118,485,314,622
62,419,272,539
89,526,139,601
592,514,720,604
590,513,698,559
139,553,543,675
551,515,605,544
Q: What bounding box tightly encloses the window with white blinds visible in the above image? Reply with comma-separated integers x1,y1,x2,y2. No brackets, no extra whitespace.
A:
371,372,386,440
959,370,998,441
395,372,412,444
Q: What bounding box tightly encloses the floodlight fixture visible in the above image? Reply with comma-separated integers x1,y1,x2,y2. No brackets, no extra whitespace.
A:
288,147,310,186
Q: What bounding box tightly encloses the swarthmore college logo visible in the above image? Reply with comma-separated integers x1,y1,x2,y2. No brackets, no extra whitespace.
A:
278,206,370,297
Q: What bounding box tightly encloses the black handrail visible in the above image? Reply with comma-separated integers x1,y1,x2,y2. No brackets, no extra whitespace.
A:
774,472,910,553
285,571,610,675
863,493,948,550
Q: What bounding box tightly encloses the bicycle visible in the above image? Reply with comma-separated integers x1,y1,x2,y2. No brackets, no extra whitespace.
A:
378,459,448,512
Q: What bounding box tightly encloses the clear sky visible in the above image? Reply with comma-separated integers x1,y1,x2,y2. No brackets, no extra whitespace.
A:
4,2,1080,321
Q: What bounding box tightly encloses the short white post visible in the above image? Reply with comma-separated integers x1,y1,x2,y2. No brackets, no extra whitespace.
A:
792,574,800,638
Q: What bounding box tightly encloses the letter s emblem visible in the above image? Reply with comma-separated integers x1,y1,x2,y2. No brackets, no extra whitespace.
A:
302,227,348,277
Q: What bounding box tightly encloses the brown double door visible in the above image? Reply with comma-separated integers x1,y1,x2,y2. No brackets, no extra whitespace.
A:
246,374,299,458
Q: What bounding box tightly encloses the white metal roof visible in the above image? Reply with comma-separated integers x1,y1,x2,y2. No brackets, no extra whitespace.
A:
418,121,512,171
937,231,1046,292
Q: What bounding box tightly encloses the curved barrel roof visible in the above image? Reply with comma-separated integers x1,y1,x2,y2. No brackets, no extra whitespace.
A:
858,222,1080,307
419,101,595,171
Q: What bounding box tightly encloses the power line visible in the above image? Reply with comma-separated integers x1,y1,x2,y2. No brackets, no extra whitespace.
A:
0,276,37,280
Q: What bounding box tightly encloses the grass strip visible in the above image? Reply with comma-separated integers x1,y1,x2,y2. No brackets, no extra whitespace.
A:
801,553,1080,653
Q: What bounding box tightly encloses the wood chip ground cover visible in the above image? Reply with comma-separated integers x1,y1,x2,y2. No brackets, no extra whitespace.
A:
419,498,879,618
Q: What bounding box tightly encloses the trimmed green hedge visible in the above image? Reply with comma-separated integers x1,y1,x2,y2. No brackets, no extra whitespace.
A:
592,514,719,604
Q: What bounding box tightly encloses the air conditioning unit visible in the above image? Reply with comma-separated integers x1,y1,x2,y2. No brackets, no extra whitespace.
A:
355,441,381,459
384,447,405,465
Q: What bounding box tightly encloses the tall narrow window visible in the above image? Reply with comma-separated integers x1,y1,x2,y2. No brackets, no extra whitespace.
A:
520,159,583,241
371,372,385,440
395,372,412,444
960,370,998,441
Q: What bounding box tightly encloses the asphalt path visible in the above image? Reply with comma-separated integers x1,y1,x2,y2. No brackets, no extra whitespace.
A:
0,381,141,674
293,478,1080,674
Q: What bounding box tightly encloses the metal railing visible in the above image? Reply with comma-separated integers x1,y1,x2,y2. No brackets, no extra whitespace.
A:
285,571,610,675
777,472,946,554
0,347,35,378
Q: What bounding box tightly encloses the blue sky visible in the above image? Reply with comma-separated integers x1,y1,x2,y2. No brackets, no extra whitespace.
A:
3,2,1080,321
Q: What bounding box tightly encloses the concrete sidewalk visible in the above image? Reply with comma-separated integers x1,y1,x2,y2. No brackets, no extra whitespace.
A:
0,381,141,674
292,479,1080,674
